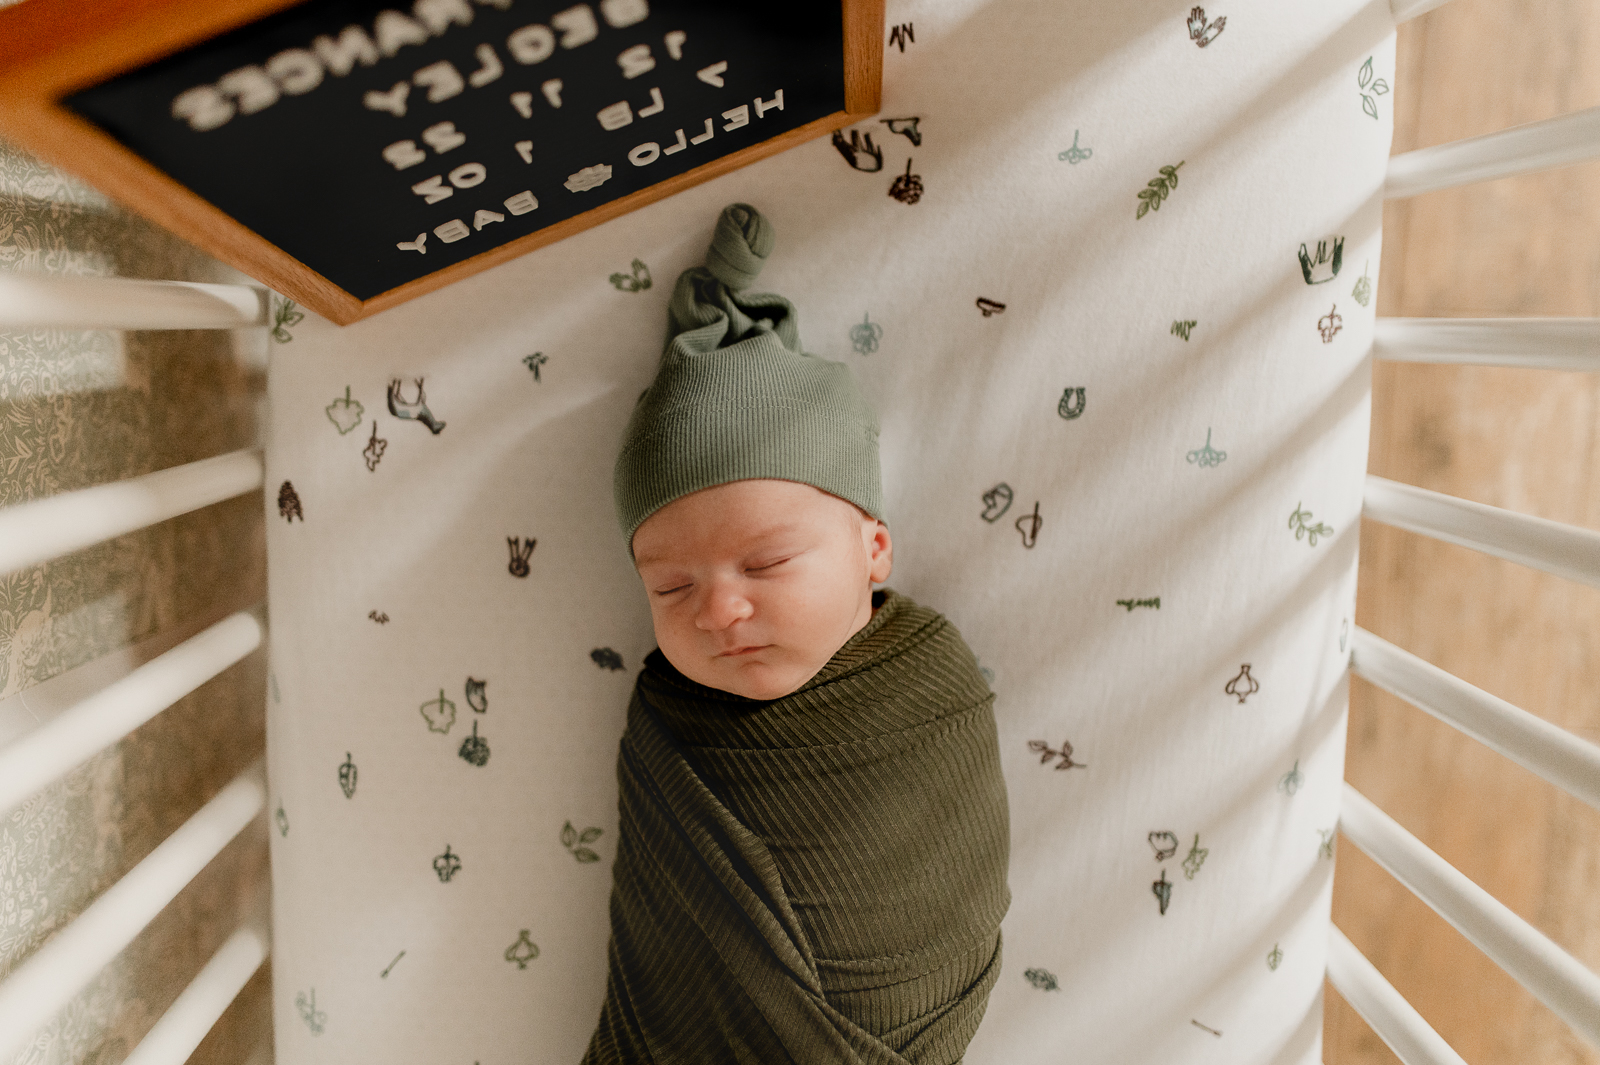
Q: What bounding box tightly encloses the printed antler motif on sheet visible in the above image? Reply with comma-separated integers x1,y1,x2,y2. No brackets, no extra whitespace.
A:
387,377,446,434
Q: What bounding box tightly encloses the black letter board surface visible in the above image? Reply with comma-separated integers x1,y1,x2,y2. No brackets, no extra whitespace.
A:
0,0,881,322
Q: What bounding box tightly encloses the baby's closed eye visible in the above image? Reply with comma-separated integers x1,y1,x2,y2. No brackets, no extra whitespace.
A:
638,558,694,597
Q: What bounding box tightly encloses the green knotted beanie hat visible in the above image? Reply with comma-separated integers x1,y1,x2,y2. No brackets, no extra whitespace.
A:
613,203,884,549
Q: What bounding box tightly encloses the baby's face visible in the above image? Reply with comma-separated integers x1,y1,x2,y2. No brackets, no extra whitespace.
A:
632,479,892,700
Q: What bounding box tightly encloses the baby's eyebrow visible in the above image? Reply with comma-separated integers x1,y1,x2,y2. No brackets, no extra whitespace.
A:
634,525,807,568
632,547,674,568
742,524,805,549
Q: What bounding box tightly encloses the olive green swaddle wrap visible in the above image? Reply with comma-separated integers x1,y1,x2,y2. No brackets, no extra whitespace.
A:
582,590,1011,1064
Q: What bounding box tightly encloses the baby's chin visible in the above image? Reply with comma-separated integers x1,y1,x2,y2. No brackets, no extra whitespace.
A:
668,647,826,701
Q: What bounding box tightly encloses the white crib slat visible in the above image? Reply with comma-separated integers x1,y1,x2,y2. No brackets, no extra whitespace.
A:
119,919,269,1065
0,763,265,1063
1386,105,1600,199
1340,784,1600,1048
1374,318,1600,371
1388,0,1459,23
0,604,244,748
1350,628,1600,813
1363,476,1600,589
0,611,263,816
1326,926,1471,1065
0,276,266,330
0,448,264,579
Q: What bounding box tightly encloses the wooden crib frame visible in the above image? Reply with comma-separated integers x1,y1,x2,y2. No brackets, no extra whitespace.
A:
2,0,1600,1060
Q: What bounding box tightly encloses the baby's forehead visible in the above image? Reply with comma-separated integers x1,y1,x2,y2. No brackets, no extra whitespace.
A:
634,480,855,566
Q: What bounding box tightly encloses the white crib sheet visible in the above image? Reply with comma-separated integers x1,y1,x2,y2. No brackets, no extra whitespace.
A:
264,1,1395,1061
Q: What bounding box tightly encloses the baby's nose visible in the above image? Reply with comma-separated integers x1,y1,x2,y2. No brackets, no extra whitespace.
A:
695,584,754,630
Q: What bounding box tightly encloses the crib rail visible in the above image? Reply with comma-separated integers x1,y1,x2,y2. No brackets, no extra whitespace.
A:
1349,629,1600,812
0,763,266,1063
120,920,270,1065
1343,64,1600,1049
0,610,264,815
1361,475,1600,589
1326,928,1469,1065
1346,474,1600,1052
0,448,265,578
1340,785,1600,1047
1374,317,1600,371
0,274,266,330
1,282,271,1060
6,7,1599,1057
1385,104,1600,199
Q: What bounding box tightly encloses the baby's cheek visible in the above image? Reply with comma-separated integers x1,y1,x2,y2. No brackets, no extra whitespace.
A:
654,626,696,672
648,602,688,648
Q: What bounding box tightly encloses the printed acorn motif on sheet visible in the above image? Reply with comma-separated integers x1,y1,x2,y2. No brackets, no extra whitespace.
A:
888,158,924,204
458,720,490,766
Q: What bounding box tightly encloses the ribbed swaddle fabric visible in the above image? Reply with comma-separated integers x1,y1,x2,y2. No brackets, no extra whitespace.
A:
583,589,1011,1064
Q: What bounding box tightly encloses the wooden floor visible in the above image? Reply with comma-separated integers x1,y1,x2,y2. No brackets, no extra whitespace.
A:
1326,0,1600,1062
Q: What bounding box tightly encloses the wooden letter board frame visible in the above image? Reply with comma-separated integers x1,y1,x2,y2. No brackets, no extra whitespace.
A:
0,0,883,324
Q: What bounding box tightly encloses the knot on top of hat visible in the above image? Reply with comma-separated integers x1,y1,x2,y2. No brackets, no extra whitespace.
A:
662,202,801,361
704,203,775,290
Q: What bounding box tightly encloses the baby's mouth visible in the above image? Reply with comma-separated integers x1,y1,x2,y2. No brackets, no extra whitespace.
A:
717,644,769,658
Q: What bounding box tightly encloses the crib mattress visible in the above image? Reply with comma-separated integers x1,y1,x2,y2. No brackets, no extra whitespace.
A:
263,0,1395,1060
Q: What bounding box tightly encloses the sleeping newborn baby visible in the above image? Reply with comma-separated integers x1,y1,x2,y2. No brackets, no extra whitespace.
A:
585,204,1010,1065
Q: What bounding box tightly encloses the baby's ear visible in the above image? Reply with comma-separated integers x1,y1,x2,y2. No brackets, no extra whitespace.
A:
867,520,893,583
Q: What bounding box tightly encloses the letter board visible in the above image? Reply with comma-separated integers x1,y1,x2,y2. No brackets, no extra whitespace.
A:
0,0,883,323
